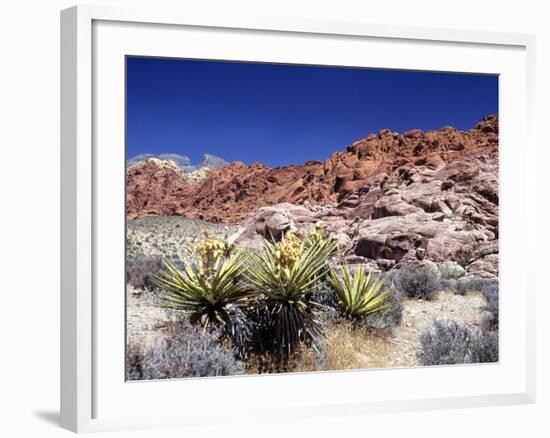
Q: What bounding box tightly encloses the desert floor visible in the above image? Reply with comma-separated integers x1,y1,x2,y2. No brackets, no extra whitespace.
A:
126,216,489,373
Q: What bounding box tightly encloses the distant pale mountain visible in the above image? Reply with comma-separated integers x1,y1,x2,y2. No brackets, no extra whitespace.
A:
127,153,192,171
199,154,228,170
127,153,227,173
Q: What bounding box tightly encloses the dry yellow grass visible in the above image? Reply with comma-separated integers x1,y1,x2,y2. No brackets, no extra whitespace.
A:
322,321,394,370
291,320,395,372
244,320,396,374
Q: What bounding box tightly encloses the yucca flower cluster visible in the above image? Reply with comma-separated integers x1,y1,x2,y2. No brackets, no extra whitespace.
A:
194,231,225,279
273,232,303,278
272,221,328,271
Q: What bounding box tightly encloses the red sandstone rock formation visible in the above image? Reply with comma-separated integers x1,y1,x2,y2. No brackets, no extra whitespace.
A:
126,159,191,217
127,115,499,277
127,115,498,225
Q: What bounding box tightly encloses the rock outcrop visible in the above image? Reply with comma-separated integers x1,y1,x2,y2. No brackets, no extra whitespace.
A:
127,115,498,224
126,159,190,217
127,115,499,277
231,153,499,277
126,153,229,217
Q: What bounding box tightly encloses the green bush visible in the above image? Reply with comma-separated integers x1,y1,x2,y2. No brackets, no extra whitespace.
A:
438,261,466,280
394,265,439,300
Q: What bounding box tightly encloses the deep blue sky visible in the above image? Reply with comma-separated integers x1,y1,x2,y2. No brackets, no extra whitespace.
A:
126,57,498,168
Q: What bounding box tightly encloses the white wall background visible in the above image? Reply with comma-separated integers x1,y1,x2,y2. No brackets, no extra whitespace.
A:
0,0,546,436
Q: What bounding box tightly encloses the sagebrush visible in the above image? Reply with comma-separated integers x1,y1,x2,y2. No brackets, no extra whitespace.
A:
419,320,498,366
126,319,244,380
482,282,499,330
364,289,404,330
455,276,494,295
438,261,465,281
126,254,163,289
394,265,439,300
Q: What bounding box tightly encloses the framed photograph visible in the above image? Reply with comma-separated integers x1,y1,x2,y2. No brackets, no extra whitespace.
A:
61,5,536,433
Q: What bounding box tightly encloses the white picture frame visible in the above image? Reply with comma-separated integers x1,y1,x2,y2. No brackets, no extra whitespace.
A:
60,4,537,433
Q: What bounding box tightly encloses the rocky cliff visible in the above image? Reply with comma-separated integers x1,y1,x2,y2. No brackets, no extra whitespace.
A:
227,116,499,278
127,115,498,223
126,115,499,278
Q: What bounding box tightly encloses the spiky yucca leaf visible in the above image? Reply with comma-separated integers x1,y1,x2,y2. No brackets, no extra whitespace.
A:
248,235,336,300
328,265,391,319
247,233,336,358
153,251,252,330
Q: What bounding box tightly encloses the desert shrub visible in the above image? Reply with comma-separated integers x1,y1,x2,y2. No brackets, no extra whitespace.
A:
394,265,439,300
126,319,244,380
482,283,499,330
438,278,457,292
309,281,339,322
126,255,163,289
455,276,494,295
364,288,404,330
438,261,466,280
419,320,498,366
247,223,337,361
310,280,338,307
437,262,465,292
153,234,253,355
328,265,392,320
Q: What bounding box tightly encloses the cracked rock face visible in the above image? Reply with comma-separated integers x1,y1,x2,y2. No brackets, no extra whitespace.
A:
128,115,499,278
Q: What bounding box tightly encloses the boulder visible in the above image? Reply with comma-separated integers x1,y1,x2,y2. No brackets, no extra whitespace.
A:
255,211,293,240
467,254,499,279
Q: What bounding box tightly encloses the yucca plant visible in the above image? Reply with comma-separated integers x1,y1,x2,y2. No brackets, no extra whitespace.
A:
247,226,336,360
328,265,391,320
153,234,253,352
